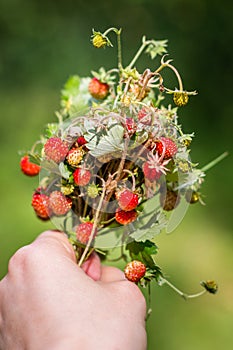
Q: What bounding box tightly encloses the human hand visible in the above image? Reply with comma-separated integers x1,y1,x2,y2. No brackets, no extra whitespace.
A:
0,231,147,350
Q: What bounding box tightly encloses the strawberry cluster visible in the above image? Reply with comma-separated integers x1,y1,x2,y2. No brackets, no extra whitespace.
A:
20,27,218,294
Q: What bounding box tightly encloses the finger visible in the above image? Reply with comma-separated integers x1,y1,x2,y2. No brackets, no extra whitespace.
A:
100,265,126,282
82,253,101,281
33,230,77,263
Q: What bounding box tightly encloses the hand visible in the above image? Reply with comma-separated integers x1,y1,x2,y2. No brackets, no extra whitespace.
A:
0,231,147,350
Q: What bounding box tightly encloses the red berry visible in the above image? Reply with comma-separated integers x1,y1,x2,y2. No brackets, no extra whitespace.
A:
76,222,97,244
20,155,40,176
116,189,139,211
77,136,87,146
138,108,151,125
142,161,163,181
125,117,137,134
88,78,109,100
49,191,72,216
115,207,138,225
73,168,91,186
156,137,178,159
32,192,52,220
124,260,146,283
44,137,69,163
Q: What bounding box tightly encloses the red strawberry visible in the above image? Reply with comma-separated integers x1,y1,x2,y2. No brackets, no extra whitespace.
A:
76,136,87,146
49,191,72,216
115,207,138,225
73,168,91,186
88,78,109,100
44,137,69,163
138,108,151,125
31,192,52,220
76,222,97,244
124,260,146,283
20,155,40,176
116,189,139,211
125,117,137,135
156,137,178,159
142,161,163,182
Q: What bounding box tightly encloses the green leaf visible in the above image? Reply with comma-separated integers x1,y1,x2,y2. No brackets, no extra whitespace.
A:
45,123,59,138
126,240,158,269
145,40,168,60
86,124,125,157
58,162,72,180
61,75,91,113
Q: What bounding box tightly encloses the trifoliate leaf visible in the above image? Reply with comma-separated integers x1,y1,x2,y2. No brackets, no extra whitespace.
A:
145,40,168,60
86,124,125,157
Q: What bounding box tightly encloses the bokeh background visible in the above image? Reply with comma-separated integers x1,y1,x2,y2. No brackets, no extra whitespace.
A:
0,0,232,349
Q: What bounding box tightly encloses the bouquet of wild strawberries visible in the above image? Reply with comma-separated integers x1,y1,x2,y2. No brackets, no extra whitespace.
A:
20,28,223,301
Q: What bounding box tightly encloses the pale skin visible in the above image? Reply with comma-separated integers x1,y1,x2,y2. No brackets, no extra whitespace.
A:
0,231,147,350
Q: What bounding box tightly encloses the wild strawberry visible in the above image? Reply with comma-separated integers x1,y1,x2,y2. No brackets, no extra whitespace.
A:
31,192,52,220
73,168,91,186
143,161,163,182
160,189,180,211
88,78,109,100
87,183,100,198
142,152,170,182
138,107,151,125
116,189,139,211
49,191,72,216
20,155,40,176
124,260,146,283
125,117,137,135
66,147,84,167
44,137,69,163
76,136,87,146
156,137,178,159
75,222,97,245
115,207,138,225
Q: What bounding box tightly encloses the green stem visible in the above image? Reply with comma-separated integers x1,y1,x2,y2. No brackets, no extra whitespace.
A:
116,29,123,71
127,38,150,69
161,277,207,300
201,152,228,172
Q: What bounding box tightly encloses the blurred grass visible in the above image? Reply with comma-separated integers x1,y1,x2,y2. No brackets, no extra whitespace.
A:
0,0,232,349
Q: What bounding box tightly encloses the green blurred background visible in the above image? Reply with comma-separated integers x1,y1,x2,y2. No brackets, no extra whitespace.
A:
0,0,232,349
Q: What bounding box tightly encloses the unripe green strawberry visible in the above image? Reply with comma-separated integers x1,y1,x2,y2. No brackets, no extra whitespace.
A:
115,207,138,225
76,222,97,244
20,155,40,176
124,260,146,283
44,137,69,163
88,78,109,100
49,191,72,216
116,189,139,211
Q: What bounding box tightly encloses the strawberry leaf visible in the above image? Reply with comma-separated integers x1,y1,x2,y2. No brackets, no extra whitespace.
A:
145,39,168,60
126,240,158,269
85,124,125,157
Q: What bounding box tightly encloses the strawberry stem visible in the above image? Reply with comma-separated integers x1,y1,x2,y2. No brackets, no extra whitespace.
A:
78,184,106,267
201,151,228,172
160,277,207,300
